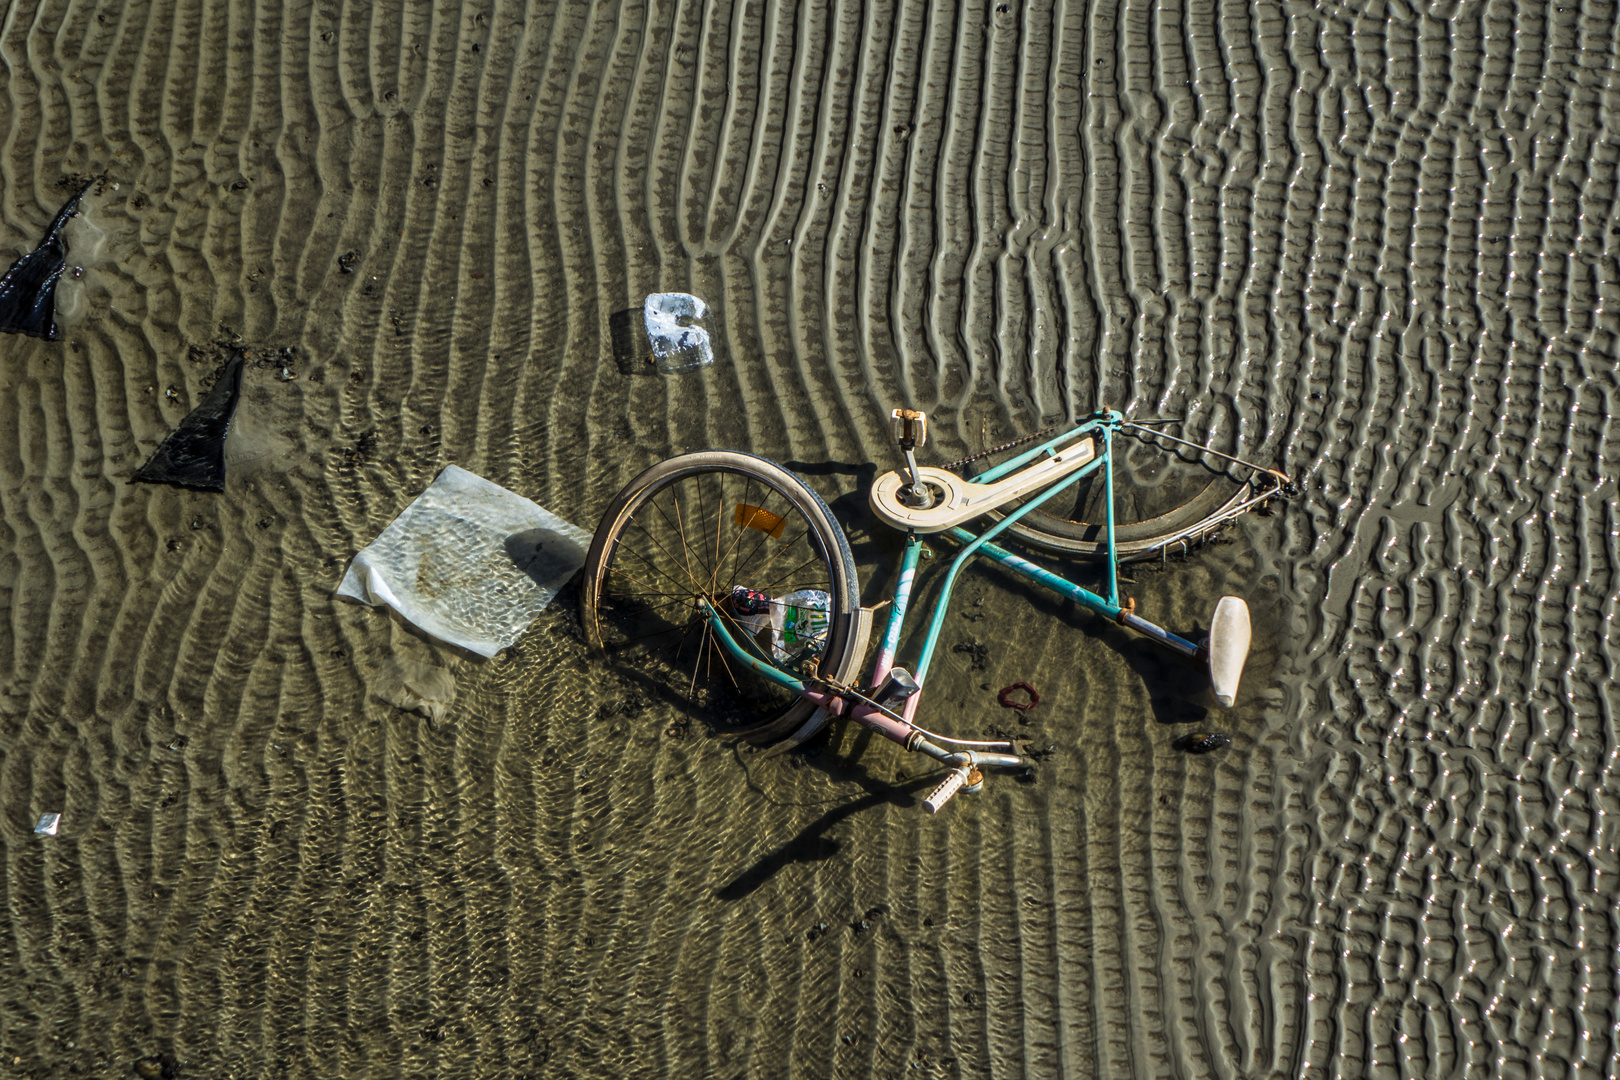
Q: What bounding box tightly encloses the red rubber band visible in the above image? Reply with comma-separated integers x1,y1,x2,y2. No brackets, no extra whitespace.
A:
997,682,1039,711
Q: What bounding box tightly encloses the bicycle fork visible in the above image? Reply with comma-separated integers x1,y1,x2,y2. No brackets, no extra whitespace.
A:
696,534,1027,814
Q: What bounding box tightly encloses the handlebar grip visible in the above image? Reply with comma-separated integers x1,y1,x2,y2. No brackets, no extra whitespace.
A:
923,769,968,814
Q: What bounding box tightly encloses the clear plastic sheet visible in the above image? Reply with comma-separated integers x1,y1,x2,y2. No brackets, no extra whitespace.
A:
337,465,591,658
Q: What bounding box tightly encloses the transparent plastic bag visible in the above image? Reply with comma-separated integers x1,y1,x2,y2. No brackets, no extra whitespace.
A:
337,465,591,658
770,589,831,664
643,292,714,373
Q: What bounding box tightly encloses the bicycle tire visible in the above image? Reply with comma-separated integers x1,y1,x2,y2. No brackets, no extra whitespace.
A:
581,451,862,731
962,434,1268,563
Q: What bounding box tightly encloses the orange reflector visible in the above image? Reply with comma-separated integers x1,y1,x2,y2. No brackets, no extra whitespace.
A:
735,503,786,539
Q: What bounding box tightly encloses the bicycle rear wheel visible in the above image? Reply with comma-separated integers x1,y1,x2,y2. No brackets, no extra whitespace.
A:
964,426,1275,562
581,451,862,729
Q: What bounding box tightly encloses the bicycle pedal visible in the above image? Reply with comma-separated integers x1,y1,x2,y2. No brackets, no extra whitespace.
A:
1207,596,1251,708
889,408,928,450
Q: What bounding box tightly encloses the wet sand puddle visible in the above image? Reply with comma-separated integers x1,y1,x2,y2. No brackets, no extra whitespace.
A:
0,0,1614,1077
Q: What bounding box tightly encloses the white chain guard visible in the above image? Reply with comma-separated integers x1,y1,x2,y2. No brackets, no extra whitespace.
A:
868,436,1097,533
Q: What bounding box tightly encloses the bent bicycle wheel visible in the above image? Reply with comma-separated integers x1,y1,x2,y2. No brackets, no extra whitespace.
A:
963,426,1275,562
581,451,862,731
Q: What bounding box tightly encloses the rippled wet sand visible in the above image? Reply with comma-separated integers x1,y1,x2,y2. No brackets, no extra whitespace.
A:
0,0,1613,1077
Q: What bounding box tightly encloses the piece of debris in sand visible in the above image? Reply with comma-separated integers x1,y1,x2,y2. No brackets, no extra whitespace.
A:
132,353,245,491
0,178,96,341
373,657,457,723
1173,732,1231,754
643,292,714,373
336,465,591,658
34,812,60,835
997,682,1039,711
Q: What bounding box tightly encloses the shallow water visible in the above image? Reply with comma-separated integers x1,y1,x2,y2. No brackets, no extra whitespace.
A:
0,0,1614,1077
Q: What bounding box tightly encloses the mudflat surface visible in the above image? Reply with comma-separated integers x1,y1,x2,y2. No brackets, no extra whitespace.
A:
0,1,1613,1077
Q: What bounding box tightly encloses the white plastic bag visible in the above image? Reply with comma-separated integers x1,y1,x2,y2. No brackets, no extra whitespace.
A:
337,465,591,658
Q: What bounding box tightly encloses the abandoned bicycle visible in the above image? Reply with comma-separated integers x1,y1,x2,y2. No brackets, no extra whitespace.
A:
581,409,1288,813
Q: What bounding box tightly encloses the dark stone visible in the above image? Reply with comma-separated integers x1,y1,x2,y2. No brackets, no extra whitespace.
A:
1173,731,1231,754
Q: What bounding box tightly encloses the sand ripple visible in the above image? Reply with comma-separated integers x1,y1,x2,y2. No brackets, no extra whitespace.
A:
0,0,1615,1077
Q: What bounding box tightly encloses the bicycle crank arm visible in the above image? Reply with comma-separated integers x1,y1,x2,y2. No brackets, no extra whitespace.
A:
869,437,1098,533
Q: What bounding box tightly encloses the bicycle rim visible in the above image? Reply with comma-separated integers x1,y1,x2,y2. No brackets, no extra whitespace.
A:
964,429,1266,562
582,451,860,728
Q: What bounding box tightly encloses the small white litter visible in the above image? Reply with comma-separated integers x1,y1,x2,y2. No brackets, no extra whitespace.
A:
644,292,714,373
337,465,591,658
35,812,60,836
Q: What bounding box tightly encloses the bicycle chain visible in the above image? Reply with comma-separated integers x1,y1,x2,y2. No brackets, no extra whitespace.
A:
938,424,1063,474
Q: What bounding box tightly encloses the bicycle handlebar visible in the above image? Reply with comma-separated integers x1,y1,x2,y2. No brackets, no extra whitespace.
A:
923,768,969,814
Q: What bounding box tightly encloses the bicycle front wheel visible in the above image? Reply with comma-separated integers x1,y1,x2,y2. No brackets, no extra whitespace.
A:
581,451,862,729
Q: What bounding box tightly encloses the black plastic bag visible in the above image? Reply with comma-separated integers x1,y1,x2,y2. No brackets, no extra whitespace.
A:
0,179,95,341
131,355,245,492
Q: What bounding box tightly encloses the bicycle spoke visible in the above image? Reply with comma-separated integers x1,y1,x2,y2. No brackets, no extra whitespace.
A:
757,549,831,596
709,472,725,595
600,615,704,652
687,623,711,701
711,636,741,689
599,593,696,620
599,586,694,602
603,551,702,601
693,471,718,593
606,553,705,614
620,512,707,596
715,474,762,594
654,494,709,592
669,484,703,600
729,508,798,586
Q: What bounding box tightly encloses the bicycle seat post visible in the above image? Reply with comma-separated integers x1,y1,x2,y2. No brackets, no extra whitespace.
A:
890,408,929,507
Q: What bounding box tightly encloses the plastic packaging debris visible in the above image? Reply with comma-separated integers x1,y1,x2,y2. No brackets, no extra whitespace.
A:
730,585,772,615
34,812,60,835
643,292,714,373
132,354,245,491
771,589,830,663
0,177,94,341
729,585,774,637
337,465,591,658
373,657,457,723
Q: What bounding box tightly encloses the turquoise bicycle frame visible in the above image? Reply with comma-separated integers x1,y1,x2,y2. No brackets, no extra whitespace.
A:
698,412,1202,722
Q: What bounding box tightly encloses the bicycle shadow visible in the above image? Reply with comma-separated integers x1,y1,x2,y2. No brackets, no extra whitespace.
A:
1112,628,1219,725
714,725,931,901
592,652,804,741
592,656,927,898
781,459,892,573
